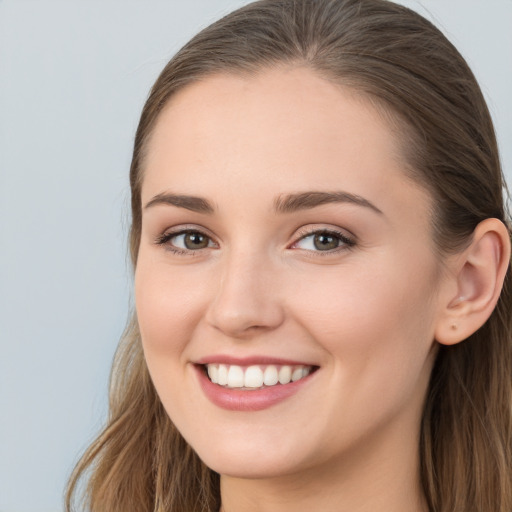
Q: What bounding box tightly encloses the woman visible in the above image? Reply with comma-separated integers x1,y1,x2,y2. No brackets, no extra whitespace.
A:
66,0,512,511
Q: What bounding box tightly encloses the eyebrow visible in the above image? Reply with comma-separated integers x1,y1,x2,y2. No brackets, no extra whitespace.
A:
144,193,214,214
273,191,383,215
144,190,383,216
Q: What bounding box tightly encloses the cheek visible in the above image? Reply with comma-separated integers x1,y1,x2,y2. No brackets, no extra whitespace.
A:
134,261,211,358
287,257,438,378
288,262,438,444
134,262,213,428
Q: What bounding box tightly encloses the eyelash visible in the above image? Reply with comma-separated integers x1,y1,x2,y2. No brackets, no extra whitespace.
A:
154,228,217,256
154,227,356,256
292,228,356,255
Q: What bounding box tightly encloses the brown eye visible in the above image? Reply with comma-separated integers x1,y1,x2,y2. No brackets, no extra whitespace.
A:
313,233,340,250
183,232,210,250
294,229,355,252
156,230,215,252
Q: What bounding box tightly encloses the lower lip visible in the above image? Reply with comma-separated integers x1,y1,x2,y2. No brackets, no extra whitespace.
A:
194,365,316,411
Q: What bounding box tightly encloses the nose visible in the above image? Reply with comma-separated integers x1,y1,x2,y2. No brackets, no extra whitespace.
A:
205,250,285,339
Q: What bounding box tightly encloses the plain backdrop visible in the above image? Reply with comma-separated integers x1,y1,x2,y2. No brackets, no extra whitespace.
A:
0,1,510,511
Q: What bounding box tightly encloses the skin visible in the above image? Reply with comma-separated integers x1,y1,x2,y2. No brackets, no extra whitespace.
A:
135,66,456,512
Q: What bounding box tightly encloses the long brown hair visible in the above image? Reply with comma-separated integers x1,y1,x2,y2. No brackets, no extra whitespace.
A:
66,1,512,510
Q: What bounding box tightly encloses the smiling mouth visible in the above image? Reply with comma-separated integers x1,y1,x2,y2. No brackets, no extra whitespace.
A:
201,363,318,390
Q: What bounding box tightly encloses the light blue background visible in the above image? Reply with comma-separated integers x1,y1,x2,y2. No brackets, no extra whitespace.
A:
1,1,510,511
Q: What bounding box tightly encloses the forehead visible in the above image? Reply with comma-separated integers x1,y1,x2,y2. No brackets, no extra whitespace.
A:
142,66,431,223
146,67,401,169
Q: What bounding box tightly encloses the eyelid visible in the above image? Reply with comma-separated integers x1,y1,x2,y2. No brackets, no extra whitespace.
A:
153,223,355,255
154,225,218,253
290,225,356,252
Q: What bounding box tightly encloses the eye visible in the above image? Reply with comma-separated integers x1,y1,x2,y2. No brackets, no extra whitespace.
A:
155,229,216,253
293,229,355,252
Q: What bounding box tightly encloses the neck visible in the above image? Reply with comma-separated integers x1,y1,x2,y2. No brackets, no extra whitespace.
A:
219,418,428,512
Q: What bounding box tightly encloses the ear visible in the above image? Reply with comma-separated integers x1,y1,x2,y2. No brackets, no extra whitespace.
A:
435,218,511,345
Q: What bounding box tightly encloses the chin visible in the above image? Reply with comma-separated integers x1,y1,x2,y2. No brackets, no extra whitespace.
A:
187,432,309,479
201,453,298,479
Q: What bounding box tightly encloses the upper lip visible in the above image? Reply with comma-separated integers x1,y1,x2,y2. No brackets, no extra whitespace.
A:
195,355,318,366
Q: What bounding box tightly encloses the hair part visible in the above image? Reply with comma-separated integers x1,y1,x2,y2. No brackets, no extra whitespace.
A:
67,1,511,511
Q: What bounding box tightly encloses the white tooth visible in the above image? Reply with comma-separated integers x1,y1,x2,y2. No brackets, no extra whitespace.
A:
227,365,244,388
207,364,219,384
217,364,228,386
291,367,304,382
278,365,292,384
263,365,279,386
302,367,311,378
244,366,264,388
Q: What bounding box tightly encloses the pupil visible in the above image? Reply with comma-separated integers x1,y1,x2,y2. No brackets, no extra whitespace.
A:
185,232,208,249
314,233,338,251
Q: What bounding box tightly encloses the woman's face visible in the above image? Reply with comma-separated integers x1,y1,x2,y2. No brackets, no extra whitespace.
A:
135,67,445,480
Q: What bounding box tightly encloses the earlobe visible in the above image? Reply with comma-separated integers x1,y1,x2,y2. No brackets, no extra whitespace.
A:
435,218,511,346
